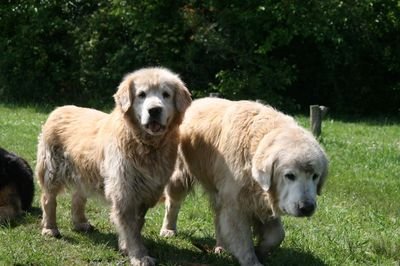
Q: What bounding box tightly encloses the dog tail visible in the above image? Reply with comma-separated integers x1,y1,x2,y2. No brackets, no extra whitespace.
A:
35,133,47,190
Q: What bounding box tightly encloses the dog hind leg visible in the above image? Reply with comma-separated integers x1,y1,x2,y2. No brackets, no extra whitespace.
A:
41,191,61,237
36,141,63,238
71,189,93,232
160,166,192,237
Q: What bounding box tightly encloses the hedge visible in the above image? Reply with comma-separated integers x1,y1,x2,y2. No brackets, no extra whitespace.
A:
1,0,399,114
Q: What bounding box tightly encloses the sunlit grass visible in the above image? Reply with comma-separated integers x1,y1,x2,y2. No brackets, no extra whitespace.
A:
1,104,399,265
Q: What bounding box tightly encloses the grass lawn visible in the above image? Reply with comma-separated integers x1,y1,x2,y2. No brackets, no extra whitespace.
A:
0,103,399,265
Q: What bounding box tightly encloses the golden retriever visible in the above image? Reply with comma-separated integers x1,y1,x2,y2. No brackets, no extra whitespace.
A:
160,98,328,266
36,67,191,266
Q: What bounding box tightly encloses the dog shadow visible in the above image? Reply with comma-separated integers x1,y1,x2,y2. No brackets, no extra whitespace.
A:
169,234,238,265
28,206,42,216
44,225,325,266
176,233,325,266
265,247,326,266
146,235,237,266
59,228,237,266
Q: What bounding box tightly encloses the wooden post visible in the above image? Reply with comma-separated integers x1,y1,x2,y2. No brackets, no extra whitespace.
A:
310,105,322,137
320,106,329,119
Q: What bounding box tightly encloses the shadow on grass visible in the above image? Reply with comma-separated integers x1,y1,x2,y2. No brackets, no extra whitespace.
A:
27,225,325,266
60,228,237,265
28,206,42,217
266,247,326,266
0,206,42,228
148,236,238,266
165,233,325,266
51,227,120,252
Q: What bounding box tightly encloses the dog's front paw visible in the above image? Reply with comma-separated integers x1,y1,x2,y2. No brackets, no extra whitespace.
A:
159,228,177,237
214,246,225,254
42,228,61,238
73,222,94,232
130,255,156,266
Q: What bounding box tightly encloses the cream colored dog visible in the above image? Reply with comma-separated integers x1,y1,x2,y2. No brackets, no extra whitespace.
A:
36,67,191,266
160,98,328,266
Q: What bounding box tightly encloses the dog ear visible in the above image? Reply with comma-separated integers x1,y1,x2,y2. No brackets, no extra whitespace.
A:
317,156,329,195
174,81,192,113
114,75,134,113
252,154,275,191
251,134,279,191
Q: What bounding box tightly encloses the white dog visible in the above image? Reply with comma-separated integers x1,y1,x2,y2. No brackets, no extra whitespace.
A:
36,67,191,266
160,98,328,266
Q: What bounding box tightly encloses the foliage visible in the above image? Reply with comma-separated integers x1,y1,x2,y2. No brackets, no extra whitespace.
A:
0,1,399,114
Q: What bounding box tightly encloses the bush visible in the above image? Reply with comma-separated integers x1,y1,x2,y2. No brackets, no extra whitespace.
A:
0,0,399,114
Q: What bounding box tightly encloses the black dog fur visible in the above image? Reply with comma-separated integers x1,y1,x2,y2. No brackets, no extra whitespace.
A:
0,147,34,221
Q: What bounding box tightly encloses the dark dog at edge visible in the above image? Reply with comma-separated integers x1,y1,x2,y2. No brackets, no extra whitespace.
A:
0,147,34,222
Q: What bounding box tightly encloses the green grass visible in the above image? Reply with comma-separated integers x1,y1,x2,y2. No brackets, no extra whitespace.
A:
1,103,399,265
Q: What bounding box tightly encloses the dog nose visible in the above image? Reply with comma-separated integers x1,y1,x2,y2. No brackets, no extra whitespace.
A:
298,200,316,217
148,107,162,118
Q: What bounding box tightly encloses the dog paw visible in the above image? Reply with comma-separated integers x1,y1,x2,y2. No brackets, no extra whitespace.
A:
73,222,94,232
130,256,156,266
42,228,61,238
159,228,176,237
214,246,225,254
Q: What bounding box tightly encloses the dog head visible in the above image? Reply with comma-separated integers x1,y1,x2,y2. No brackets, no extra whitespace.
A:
252,127,328,217
114,67,191,136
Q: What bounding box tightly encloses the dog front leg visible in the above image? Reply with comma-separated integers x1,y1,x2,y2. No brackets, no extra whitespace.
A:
160,172,191,237
111,201,155,266
216,205,263,266
254,217,285,258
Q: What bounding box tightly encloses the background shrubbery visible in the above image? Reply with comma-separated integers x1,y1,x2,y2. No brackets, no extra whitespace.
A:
1,0,399,114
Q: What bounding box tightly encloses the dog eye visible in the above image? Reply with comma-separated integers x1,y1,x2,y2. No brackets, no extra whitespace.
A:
138,91,146,99
162,91,170,99
312,174,319,181
285,173,296,181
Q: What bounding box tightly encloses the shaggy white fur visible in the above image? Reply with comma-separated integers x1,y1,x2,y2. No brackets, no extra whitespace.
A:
160,97,328,266
36,67,191,266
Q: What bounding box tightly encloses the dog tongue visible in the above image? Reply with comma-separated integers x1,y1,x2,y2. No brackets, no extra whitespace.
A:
149,121,162,132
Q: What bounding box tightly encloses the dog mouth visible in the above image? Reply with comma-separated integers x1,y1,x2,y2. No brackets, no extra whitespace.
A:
145,121,166,135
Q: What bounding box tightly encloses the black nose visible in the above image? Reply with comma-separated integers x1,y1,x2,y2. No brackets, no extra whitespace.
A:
298,200,316,217
148,107,162,118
